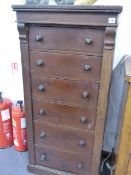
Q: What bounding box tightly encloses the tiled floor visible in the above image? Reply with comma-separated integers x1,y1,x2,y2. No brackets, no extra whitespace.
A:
0,146,35,175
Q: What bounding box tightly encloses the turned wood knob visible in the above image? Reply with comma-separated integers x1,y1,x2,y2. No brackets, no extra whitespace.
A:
80,116,88,124
38,85,45,91
85,37,92,44
79,139,86,147
35,35,43,41
36,60,44,66
84,64,91,71
39,109,46,116
40,131,46,139
40,153,47,161
82,91,89,98
77,162,84,169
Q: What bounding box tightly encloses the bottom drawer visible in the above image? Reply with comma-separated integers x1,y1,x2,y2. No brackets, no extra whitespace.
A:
35,145,91,175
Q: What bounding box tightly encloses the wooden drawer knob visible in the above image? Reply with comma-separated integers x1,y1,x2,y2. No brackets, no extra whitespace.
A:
36,60,44,66
85,37,92,44
77,162,84,169
35,35,43,41
39,109,46,116
84,64,91,71
40,153,47,161
82,91,89,98
79,139,86,147
38,85,45,91
40,131,46,139
80,116,87,124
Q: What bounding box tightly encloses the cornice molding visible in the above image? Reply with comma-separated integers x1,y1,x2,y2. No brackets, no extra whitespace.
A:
104,27,116,50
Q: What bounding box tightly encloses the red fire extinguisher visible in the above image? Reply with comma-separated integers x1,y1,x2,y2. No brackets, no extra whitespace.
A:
0,92,13,148
12,100,27,152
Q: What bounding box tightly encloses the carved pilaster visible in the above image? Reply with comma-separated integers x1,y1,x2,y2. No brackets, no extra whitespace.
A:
104,27,116,50
17,22,28,43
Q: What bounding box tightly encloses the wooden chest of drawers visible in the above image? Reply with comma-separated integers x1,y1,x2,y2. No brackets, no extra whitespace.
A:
12,5,122,175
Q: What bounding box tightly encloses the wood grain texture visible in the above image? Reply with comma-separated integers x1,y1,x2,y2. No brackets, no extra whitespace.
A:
90,27,117,175
125,56,131,83
28,164,75,175
29,27,105,54
127,156,131,175
17,22,35,164
114,56,131,175
31,76,99,106
13,5,122,175
12,5,122,27
12,5,122,13
114,85,131,175
34,120,94,155
30,51,102,82
35,145,91,175
32,100,97,131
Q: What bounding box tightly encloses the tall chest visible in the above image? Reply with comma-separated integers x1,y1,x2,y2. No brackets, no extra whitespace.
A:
12,5,122,175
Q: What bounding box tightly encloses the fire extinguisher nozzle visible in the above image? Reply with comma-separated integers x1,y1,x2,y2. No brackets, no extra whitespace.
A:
16,100,23,112
16,100,23,105
0,92,3,103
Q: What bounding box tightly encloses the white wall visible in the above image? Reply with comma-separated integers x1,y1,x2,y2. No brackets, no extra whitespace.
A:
0,1,24,102
95,0,131,67
0,0,131,101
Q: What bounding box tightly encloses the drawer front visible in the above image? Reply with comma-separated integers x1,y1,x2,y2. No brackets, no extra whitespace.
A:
31,76,99,106
34,121,93,155
35,145,91,175
30,52,102,82
29,26,105,54
33,100,96,131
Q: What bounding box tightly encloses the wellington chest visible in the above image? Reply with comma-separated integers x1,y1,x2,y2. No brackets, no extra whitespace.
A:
12,5,122,175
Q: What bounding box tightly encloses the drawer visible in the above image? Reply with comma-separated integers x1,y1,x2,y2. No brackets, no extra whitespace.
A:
35,145,91,175
33,100,96,131
34,121,94,155
31,76,99,106
30,51,102,82
29,26,105,54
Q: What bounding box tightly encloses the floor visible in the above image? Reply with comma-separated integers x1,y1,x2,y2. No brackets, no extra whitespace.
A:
0,146,35,175
0,146,109,175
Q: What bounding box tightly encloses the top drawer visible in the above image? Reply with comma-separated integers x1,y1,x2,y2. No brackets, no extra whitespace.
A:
29,26,105,54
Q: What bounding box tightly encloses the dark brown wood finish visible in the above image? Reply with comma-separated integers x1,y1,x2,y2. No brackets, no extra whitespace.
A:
31,76,99,106
35,145,91,175
32,100,97,131
13,5,122,27
13,5,122,175
34,120,94,154
27,165,75,175
29,26,105,54
90,27,117,175
30,52,102,82
17,23,35,165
